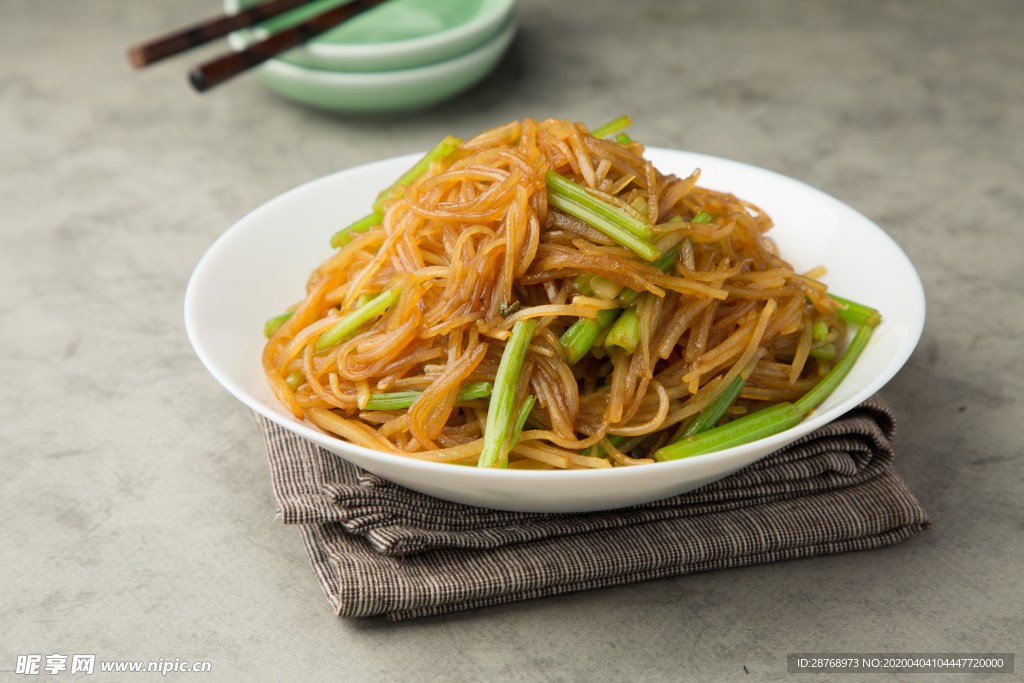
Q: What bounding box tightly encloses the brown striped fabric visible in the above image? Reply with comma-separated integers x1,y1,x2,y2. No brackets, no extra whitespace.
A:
256,395,930,620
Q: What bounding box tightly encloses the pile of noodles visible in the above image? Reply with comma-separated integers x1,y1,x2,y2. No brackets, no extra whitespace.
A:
262,118,848,469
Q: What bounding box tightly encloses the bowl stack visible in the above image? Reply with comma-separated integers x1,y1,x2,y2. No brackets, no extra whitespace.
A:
225,0,516,113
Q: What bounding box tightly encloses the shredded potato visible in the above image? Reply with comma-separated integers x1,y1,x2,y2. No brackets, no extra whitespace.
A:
263,118,849,468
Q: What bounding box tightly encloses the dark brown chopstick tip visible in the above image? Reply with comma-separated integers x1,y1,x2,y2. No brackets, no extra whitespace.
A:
127,45,148,69
188,68,209,93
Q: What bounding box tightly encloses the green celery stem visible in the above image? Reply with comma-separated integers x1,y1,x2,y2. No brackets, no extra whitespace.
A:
330,211,381,248
546,171,654,241
829,295,882,327
560,308,621,365
619,244,681,306
591,115,632,139
591,433,629,459
285,371,304,391
809,344,837,360
794,324,874,415
478,320,537,468
315,286,401,353
655,403,802,461
363,382,493,411
573,273,596,298
657,324,875,461
682,374,747,438
510,396,537,446
589,275,624,300
374,135,462,212
615,133,632,144
547,193,660,261
605,308,640,355
264,310,294,338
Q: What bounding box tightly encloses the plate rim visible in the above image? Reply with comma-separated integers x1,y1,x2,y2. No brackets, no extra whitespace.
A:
185,146,925,487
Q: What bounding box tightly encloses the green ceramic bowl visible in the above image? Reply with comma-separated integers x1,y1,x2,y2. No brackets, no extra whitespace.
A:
251,16,515,113
225,0,515,72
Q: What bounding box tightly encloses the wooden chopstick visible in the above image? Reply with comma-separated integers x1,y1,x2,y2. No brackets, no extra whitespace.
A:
188,0,389,92
128,0,322,68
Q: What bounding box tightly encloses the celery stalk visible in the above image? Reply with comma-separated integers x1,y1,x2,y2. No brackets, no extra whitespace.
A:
478,320,537,468
546,171,654,241
363,382,493,411
591,116,632,139
374,135,462,212
605,308,640,354
655,403,803,461
330,211,382,249
264,310,294,338
656,324,876,461
681,375,747,438
314,286,401,353
618,243,681,306
560,307,621,365
829,295,881,327
547,192,660,261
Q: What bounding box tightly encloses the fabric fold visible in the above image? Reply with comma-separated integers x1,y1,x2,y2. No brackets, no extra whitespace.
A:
256,395,930,621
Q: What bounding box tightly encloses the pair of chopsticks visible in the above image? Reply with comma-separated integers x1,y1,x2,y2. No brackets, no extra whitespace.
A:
128,0,388,92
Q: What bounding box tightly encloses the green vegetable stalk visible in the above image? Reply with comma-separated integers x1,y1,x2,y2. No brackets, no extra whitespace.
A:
680,375,747,438
829,295,881,327
330,135,462,248
656,324,875,461
330,211,381,249
478,320,537,468
618,243,681,306
604,308,640,355
793,323,873,415
264,310,294,338
363,382,492,411
809,344,837,360
314,286,402,353
510,396,537,447
547,193,660,261
655,402,804,461
374,135,462,212
560,308,621,365
546,171,654,241
591,116,632,139
285,371,304,391
590,433,629,459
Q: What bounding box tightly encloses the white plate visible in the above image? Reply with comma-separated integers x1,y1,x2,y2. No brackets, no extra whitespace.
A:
185,148,925,513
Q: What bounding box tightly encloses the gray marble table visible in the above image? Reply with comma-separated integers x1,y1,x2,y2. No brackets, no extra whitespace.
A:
2,1,1021,680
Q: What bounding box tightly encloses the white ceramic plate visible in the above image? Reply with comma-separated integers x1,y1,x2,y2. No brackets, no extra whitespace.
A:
185,148,925,513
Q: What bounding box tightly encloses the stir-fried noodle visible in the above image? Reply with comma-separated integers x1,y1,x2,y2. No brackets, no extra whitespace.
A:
263,118,870,470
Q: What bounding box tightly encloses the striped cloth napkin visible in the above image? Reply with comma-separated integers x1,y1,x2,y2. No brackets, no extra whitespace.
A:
256,395,929,621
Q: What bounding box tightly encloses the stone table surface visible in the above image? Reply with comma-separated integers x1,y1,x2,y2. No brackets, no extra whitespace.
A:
2,0,1022,680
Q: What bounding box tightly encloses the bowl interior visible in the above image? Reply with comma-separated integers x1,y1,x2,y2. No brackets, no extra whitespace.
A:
185,148,924,513
225,0,514,72
253,0,501,44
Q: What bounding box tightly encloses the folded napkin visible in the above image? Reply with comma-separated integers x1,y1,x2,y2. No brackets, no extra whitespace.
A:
256,395,930,621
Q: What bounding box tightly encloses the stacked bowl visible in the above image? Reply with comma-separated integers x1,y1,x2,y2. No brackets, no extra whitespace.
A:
225,0,517,113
